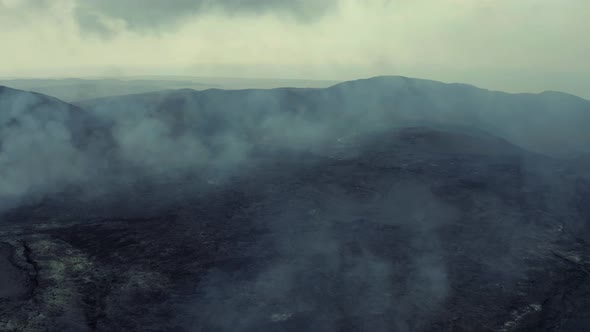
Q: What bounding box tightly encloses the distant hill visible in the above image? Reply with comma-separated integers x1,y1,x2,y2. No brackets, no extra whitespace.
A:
0,78,219,102
2,78,590,331
0,77,338,102
3,75,589,205
77,76,590,157
0,85,108,148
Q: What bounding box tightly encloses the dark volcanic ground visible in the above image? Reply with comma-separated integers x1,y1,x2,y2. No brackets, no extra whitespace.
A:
1,127,590,331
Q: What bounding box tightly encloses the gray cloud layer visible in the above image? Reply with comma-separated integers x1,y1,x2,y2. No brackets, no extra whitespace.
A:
74,0,338,36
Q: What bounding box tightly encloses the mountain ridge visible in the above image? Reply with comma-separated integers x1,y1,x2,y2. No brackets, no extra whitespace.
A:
2,76,590,331
69,76,590,104
75,75,590,157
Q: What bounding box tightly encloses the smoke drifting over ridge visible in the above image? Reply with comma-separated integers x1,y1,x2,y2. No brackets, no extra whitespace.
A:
0,81,459,330
2,77,590,330
2,76,590,214
0,86,108,211
1,0,590,328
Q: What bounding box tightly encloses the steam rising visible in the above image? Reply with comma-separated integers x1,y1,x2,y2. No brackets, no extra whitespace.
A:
185,179,454,331
0,88,91,209
1,77,589,329
2,77,590,210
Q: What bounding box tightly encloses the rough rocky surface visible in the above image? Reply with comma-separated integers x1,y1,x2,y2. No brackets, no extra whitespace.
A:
1,126,590,331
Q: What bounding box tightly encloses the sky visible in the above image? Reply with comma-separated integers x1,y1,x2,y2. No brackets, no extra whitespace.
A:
0,0,589,97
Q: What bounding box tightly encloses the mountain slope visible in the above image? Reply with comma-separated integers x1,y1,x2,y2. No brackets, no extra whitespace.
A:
1,79,590,330
1,126,589,331
0,77,338,102
77,76,590,157
0,86,111,209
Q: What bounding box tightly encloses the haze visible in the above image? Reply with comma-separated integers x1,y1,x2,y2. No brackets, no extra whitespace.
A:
1,0,589,98
3,1,590,330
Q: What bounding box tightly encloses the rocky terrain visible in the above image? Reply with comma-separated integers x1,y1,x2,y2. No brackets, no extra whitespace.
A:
1,77,590,331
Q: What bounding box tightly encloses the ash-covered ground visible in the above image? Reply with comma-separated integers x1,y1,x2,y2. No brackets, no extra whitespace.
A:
1,77,590,331
2,126,590,331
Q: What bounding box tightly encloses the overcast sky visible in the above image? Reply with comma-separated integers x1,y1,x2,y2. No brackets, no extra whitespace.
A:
0,0,589,97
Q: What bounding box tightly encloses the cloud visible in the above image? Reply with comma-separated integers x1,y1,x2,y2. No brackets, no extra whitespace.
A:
73,0,339,36
0,0,52,26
